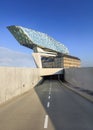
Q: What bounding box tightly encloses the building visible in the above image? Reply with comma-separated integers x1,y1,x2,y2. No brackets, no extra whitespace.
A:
42,55,80,68
7,25,81,68
62,55,80,68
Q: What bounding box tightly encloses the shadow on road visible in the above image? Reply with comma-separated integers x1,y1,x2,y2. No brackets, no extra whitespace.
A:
34,79,93,130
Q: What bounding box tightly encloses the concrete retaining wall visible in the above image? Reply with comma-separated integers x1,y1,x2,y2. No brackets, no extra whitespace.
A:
40,68,63,76
64,67,93,91
0,67,42,104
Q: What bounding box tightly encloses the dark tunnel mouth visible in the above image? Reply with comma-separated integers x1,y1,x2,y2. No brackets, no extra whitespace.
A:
42,74,64,81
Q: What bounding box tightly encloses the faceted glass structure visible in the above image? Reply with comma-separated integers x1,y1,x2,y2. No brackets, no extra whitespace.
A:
7,25,80,68
7,25,69,54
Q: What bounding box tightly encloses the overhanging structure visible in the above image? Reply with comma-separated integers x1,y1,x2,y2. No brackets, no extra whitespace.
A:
7,25,80,68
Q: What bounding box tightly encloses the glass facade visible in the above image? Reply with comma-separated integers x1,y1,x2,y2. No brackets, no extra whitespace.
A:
7,25,69,54
42,56,81,68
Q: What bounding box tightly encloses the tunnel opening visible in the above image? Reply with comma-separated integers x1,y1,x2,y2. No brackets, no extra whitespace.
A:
43,74,64,81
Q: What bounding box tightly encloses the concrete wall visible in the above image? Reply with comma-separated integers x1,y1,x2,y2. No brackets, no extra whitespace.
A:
0,67,42,104
40,68,63,76
64,67,93,91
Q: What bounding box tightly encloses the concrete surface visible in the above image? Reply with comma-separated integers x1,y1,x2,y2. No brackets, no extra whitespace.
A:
40,68,63,76
64,67,93,91
60,80,93,103
0,66,63,105
0,80,93,130
0,67,42,104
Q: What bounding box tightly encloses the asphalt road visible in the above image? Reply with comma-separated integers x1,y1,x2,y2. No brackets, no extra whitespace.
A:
0,80,93,130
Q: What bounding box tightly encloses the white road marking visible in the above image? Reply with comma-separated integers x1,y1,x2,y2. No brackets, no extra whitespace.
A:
49,91,51,95
47,102,50,108
48,96,50,99
49,87,51,91
50,82,51,89
44,115,48,128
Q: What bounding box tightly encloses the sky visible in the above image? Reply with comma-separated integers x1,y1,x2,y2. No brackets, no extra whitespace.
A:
0,0,93,67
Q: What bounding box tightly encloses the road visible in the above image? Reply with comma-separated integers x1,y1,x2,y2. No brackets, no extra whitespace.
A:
0,80,93,130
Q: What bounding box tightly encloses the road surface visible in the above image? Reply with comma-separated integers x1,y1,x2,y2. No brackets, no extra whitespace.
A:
0,80,93,130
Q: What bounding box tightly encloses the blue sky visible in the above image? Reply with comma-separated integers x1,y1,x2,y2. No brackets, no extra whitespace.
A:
0,0,93,67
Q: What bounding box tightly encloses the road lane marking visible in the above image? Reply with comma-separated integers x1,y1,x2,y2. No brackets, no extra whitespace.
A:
48,96,50,99
47,102,50,108
49,91,51,95
44,115,48,128
50,82,51,89
49,88,51,91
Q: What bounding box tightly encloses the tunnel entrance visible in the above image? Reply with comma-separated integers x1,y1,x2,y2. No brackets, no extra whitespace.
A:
43,74,64,81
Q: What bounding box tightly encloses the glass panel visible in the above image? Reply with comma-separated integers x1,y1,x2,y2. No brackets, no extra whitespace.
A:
7,25,69,54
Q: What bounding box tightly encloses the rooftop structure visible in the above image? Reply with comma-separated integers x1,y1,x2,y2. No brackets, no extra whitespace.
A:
7,25,80,68
7,26,69,54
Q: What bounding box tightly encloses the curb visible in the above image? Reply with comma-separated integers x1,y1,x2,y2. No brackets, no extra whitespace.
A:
59,80,93,103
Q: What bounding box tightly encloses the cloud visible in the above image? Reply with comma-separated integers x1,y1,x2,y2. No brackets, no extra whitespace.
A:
0,47,36,67
0,47,92,68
